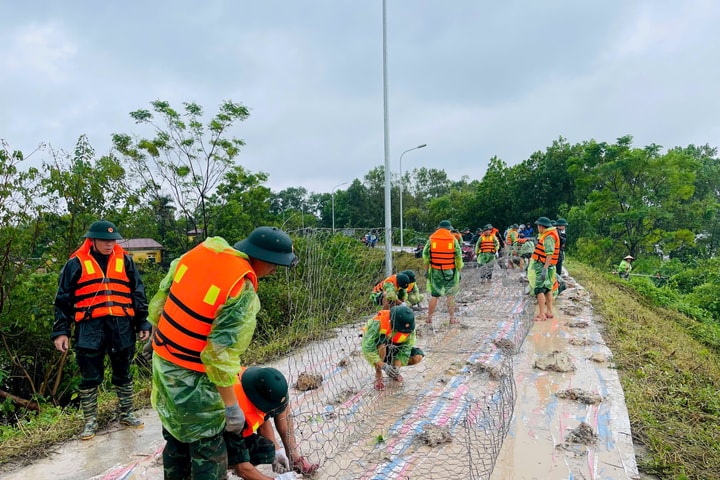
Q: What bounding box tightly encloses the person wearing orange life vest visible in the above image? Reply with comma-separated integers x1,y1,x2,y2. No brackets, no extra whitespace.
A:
506,224,521,269
475,224,500,282
423,220,464,325
225,367,319,479
149,227,298,480
51,220,150,441
371,272,411,309
527,217,560,321
361,305,424,390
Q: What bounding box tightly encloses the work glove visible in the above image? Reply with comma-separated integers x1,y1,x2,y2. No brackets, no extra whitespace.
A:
224,405,246,434
272,448,291,473
540,267,548,282
382,363,400,378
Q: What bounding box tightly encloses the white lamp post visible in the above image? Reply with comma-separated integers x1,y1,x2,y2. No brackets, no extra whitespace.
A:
399,143,427,250
331,181,348,233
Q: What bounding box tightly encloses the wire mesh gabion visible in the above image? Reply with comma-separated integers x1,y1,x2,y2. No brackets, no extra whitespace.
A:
259,230,534,480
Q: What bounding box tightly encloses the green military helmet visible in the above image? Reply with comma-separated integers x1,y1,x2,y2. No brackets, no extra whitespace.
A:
556,218,568,226
550,219,557,226
483,224,493,231
83,220,123,240
438,220,453,230
241,366,289,416
535,216,552,227
390,305,415,333
395,272,410,289
234,227,298,267
400,270,416,284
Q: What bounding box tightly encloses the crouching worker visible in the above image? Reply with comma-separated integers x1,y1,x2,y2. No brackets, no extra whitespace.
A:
361,305,424,391
227,366,319,479
400,270,424,308
370,272,411,309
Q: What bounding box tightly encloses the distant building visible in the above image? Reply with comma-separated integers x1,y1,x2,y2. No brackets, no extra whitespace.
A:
118,238,165,264
187,228,204,244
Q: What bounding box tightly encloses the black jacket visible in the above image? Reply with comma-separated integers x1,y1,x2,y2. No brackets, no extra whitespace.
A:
51,249,150,351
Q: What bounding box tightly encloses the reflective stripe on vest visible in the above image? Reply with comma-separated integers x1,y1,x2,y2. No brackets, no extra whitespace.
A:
233,370,267,437
531,228,560,265
72,239,134,321
152,242,258,372
428,228,456,270
479,235,496,253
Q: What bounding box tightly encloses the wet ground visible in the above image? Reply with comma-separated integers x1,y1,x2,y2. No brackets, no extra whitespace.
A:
0,265,640,480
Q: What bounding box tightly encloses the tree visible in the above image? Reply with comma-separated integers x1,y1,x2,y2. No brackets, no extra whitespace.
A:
207,165,273,242
0,142,61,411
568,136,697,265
112,100,250,248
42,135,130,259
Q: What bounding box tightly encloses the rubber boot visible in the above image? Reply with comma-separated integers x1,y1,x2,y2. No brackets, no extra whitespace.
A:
116,383,144,429
79,387,98,440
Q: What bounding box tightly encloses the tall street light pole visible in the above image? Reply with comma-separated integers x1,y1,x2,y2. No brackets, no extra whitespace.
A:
331,181,347,233
382,0,393,276
399,143,427,251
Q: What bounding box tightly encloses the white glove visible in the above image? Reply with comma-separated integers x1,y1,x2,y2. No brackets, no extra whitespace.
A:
272,448,291,473
224,405,245,434
275,472,299,480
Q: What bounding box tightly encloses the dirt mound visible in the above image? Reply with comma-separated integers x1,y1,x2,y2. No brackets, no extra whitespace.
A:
533,351,576,372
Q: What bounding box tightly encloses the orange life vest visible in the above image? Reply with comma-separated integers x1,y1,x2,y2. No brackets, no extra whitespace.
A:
372,274,401,294
375,310,410,344
478,234,496,253
531,228,560,265
152,242,258,372
71,239,135,322
233,369,268,438
428,228,457,270
506,230,518,245
452,232,463,244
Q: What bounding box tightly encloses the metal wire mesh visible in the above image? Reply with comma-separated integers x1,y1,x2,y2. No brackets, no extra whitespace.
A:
270,230,534,479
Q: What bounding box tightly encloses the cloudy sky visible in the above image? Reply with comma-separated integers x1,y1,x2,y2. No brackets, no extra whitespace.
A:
2,1,719,194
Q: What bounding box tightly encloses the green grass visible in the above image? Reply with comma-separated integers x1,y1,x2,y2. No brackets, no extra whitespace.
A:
570,260,720,480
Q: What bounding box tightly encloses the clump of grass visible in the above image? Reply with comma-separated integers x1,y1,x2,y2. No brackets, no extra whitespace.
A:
570,260,720,479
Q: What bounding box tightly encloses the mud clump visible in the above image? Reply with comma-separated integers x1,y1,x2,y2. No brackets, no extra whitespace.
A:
493,338,517,353
469,360,504,380
417,424,452,447
534,351,576,372
568,320,589,328
555,388,603,405
561,305,583,316
588,352,609,363
564,422,598,445
568,337,594,346
295,372,323,391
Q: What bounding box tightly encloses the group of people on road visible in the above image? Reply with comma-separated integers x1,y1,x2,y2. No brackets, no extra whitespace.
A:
52,214,635,479
52,220,317,479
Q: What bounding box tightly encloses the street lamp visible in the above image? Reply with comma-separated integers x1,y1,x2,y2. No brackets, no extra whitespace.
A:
399,143,427,250
331,181,348,233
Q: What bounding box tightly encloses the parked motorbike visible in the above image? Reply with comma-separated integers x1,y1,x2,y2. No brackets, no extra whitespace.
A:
462,241,476,264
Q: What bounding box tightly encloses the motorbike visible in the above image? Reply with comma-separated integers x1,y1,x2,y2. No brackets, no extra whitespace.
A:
461,241,476,264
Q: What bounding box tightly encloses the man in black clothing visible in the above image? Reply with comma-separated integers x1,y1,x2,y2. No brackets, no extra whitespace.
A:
51,220,151,440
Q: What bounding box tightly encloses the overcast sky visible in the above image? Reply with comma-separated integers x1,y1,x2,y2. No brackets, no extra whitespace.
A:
2,1,719,194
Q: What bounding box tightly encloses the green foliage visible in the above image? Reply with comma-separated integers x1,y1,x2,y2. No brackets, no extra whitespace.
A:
572,262,720,479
